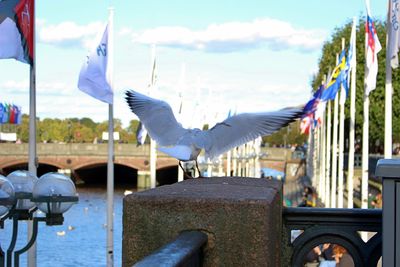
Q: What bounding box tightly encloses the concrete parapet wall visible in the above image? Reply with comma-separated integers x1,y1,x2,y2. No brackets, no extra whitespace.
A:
123,177,282,266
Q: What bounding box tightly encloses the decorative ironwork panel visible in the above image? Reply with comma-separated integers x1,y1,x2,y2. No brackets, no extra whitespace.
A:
283,207,382,267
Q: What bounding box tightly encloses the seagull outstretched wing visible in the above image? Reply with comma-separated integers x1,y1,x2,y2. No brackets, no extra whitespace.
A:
126,89,304,161
125,90,187,146
201,108,304,159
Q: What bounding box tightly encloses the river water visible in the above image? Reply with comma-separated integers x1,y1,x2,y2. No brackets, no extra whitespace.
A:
1,187,127,267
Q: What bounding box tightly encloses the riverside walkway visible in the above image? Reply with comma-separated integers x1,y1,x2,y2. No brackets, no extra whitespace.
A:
283,175,324,207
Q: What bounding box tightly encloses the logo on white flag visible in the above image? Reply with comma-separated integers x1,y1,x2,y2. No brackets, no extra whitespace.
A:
78,24,113,104
390,0,400,68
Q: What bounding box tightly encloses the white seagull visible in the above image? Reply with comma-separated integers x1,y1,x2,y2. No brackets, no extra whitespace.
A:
125,90,303,176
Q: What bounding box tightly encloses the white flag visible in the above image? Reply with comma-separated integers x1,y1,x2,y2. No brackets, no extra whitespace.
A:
78,24,113,104
389,0,400,68
365,9,382,96
136,122,148,146
314,100,326,127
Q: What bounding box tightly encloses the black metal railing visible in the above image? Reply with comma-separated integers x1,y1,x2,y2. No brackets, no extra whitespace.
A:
133,231,208,267
282,207,382,267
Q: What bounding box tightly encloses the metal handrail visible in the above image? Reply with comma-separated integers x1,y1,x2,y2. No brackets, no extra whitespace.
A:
133,231,208,267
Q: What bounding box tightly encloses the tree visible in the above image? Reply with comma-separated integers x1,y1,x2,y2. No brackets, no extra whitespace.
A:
263,121,307,147
311,18,400,151
79,117,97,130
16,114,30,142
126,119,141,144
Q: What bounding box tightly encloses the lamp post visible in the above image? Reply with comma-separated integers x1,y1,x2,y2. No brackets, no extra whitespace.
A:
0,171,78,267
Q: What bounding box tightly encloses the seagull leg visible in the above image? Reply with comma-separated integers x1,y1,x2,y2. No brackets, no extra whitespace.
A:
179,161,194,179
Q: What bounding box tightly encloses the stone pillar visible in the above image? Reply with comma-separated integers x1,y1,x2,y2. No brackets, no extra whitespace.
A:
137,170,151,189
123,177,282,266
57,168,72,177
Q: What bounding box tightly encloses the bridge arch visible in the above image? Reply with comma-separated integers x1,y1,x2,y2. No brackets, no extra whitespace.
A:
74,162,138,187
0,161,60,177
156,165,179,186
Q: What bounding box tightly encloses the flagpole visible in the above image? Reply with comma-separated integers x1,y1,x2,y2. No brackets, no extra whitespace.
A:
361,93,369,210
27,56,37,267
330,53,339,208
311,125,317,188
255,137,261,178
27,0,37,265
106,7,115,267
325,100,331,207
177,63,185,182
361,29,369,211
338,38,345,208
150,45,157,188
232,148,237,176
309,126,314,185
319,76,327,203
314,123,319,189
324,71,332,208
226,150,231,176
319,105,326,203
347,17,357,208
385,2,393,159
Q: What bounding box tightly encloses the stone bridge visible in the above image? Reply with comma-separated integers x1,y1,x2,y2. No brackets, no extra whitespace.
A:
0,143,177,172
0,143,301,188
0,143,181,187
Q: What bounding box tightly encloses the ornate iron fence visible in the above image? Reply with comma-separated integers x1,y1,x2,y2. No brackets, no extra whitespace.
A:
282,207,382,267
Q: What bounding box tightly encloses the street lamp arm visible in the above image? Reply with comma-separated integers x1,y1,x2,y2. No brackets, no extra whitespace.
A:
6,215,18,267
13,217,44,267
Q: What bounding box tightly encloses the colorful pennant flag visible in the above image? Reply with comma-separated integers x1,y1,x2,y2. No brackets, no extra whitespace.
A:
321,50,347,101
365,9,382,95
303,85,323,116
340,18,357,105
0,102,22,124
300,114,313,135
0,0,34,65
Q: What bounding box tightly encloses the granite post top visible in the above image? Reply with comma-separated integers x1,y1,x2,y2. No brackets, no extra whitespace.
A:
125,177,282,204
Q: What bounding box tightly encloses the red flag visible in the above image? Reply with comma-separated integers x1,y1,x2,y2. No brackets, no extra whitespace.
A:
364,13,381,95
0,0,34,65
9,105,16,123
300,114,313,135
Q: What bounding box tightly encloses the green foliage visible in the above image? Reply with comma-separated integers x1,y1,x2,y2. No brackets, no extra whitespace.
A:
263,120,307,147
311,17,400,150
11,116,141,144
16,115,30,142
79,117,97,130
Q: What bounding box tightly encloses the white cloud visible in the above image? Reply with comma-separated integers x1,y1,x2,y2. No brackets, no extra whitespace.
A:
38,21,104,49
35,17,326,53
1,80,29,93
118,27,133,36
132,18,327,53
1,80,72,95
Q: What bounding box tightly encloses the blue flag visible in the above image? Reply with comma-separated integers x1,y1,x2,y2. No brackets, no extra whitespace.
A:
321,50,347,101
302,85,323,117
2,104,9,124
0,103,4,123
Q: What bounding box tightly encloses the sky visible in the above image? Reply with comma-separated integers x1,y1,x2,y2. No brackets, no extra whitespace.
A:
0,0,388,128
